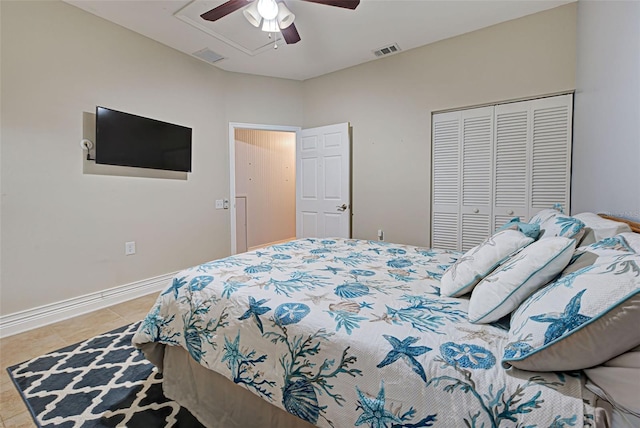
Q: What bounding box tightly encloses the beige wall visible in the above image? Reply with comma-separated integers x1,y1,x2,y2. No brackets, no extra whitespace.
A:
572,1,640,220
235,130,296,248
0,0,303,314
303,3,577,246
1,1,577,316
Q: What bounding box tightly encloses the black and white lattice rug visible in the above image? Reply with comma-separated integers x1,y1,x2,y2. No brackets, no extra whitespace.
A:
7,322,205,428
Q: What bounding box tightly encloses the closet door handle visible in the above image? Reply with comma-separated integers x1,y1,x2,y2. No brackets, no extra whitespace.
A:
507,210,514,215
473,208,479,214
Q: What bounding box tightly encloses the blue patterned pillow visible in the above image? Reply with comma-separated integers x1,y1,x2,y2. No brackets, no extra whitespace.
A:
503,253,640,371
562,234,636,277
529,209,586,240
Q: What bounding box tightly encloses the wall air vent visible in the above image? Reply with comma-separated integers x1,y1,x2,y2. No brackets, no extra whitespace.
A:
192,48,225,64
373,43,401,57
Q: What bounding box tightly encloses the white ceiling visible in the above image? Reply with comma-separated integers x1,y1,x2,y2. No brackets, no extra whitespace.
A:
65,0,573,81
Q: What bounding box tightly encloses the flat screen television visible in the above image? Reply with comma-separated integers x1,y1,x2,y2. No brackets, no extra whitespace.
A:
95,106,192,172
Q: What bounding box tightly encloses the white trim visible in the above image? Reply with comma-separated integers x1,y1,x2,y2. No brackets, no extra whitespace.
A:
228,122,301,255
0,271,177,338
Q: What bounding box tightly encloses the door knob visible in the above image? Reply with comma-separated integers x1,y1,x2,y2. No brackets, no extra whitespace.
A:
507,210,514,215
337,204,348,212
473,208,479,213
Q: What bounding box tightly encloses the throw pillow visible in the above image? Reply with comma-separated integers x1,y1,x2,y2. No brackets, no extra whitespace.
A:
440,229,534,297
468,237,576,324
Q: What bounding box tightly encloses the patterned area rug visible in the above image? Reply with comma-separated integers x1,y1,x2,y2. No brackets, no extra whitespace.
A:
7,322,205,428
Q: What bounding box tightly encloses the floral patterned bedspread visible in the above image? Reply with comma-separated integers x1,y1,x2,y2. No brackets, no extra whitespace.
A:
132,238,593,428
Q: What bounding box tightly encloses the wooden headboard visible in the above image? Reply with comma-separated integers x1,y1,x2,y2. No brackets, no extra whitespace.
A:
598,214,640,234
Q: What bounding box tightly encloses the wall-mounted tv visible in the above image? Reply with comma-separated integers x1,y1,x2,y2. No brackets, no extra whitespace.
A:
95,106,192,172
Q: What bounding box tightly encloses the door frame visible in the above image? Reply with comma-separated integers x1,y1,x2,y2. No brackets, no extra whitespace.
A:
228,122,301,255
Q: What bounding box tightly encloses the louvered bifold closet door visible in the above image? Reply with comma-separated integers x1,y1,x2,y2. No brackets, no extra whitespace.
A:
432,111,461,250
528,94,573,219
493,102,531,231
460,107,494,251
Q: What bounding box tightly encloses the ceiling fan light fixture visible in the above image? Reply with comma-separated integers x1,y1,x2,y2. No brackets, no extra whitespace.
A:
257,0,278,20
261,18,280,33
276,3,295,29
243,1,262,27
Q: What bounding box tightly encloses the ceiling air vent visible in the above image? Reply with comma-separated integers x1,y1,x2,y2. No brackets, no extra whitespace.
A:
192,48,225,64
373,43,401,58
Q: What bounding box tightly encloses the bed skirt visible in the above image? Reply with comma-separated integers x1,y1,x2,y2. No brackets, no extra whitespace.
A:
161,344,314,428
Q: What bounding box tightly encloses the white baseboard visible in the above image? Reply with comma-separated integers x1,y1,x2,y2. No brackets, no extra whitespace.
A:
0,271,177,339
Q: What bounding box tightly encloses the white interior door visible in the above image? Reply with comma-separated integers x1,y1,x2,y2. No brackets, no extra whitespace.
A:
296,123,351,239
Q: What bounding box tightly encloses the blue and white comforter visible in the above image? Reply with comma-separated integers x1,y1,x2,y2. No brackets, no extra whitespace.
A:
133,238,594,427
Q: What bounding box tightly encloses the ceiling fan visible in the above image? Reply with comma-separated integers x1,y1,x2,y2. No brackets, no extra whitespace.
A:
200,0,361,45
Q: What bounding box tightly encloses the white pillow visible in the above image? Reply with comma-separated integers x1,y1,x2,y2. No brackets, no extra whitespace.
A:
468,237,576,324
573,212,632,245
440,229,534,297
503,253,640,371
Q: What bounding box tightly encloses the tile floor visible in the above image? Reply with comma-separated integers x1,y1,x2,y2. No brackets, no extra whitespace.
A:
0,292,159,427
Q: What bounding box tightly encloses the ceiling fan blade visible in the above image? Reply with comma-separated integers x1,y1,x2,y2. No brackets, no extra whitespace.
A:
302,0,360,10
201,0,248,22
281,23,301,44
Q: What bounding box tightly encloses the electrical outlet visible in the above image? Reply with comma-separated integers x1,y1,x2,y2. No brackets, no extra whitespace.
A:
377,229,384,241
215,199,224,209
223,199,229,209
125,241,136,255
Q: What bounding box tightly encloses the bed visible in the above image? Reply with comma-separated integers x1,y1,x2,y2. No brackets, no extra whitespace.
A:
132,213,640,428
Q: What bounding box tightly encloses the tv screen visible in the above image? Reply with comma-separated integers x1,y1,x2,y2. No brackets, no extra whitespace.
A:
95,106,192,172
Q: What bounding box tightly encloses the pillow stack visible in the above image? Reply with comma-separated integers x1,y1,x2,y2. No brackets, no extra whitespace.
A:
439,208,640,384
440,208,586,325
440,210,639,370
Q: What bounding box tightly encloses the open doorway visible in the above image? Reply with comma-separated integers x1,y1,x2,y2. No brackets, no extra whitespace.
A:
229,122,352,254
229,123,301,254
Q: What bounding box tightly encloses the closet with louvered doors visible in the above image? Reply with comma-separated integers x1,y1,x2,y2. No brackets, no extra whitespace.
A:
431,94,573,251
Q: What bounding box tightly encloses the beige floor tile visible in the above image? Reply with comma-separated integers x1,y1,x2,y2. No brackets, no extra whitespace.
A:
1,411,36,428
49,308,128,345
0,326,67,369
0,386,29,421
108,292,159,323
1,372,15,395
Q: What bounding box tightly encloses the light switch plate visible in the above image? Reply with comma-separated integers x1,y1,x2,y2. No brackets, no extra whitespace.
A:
125,241,136,255
215,199,224,209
